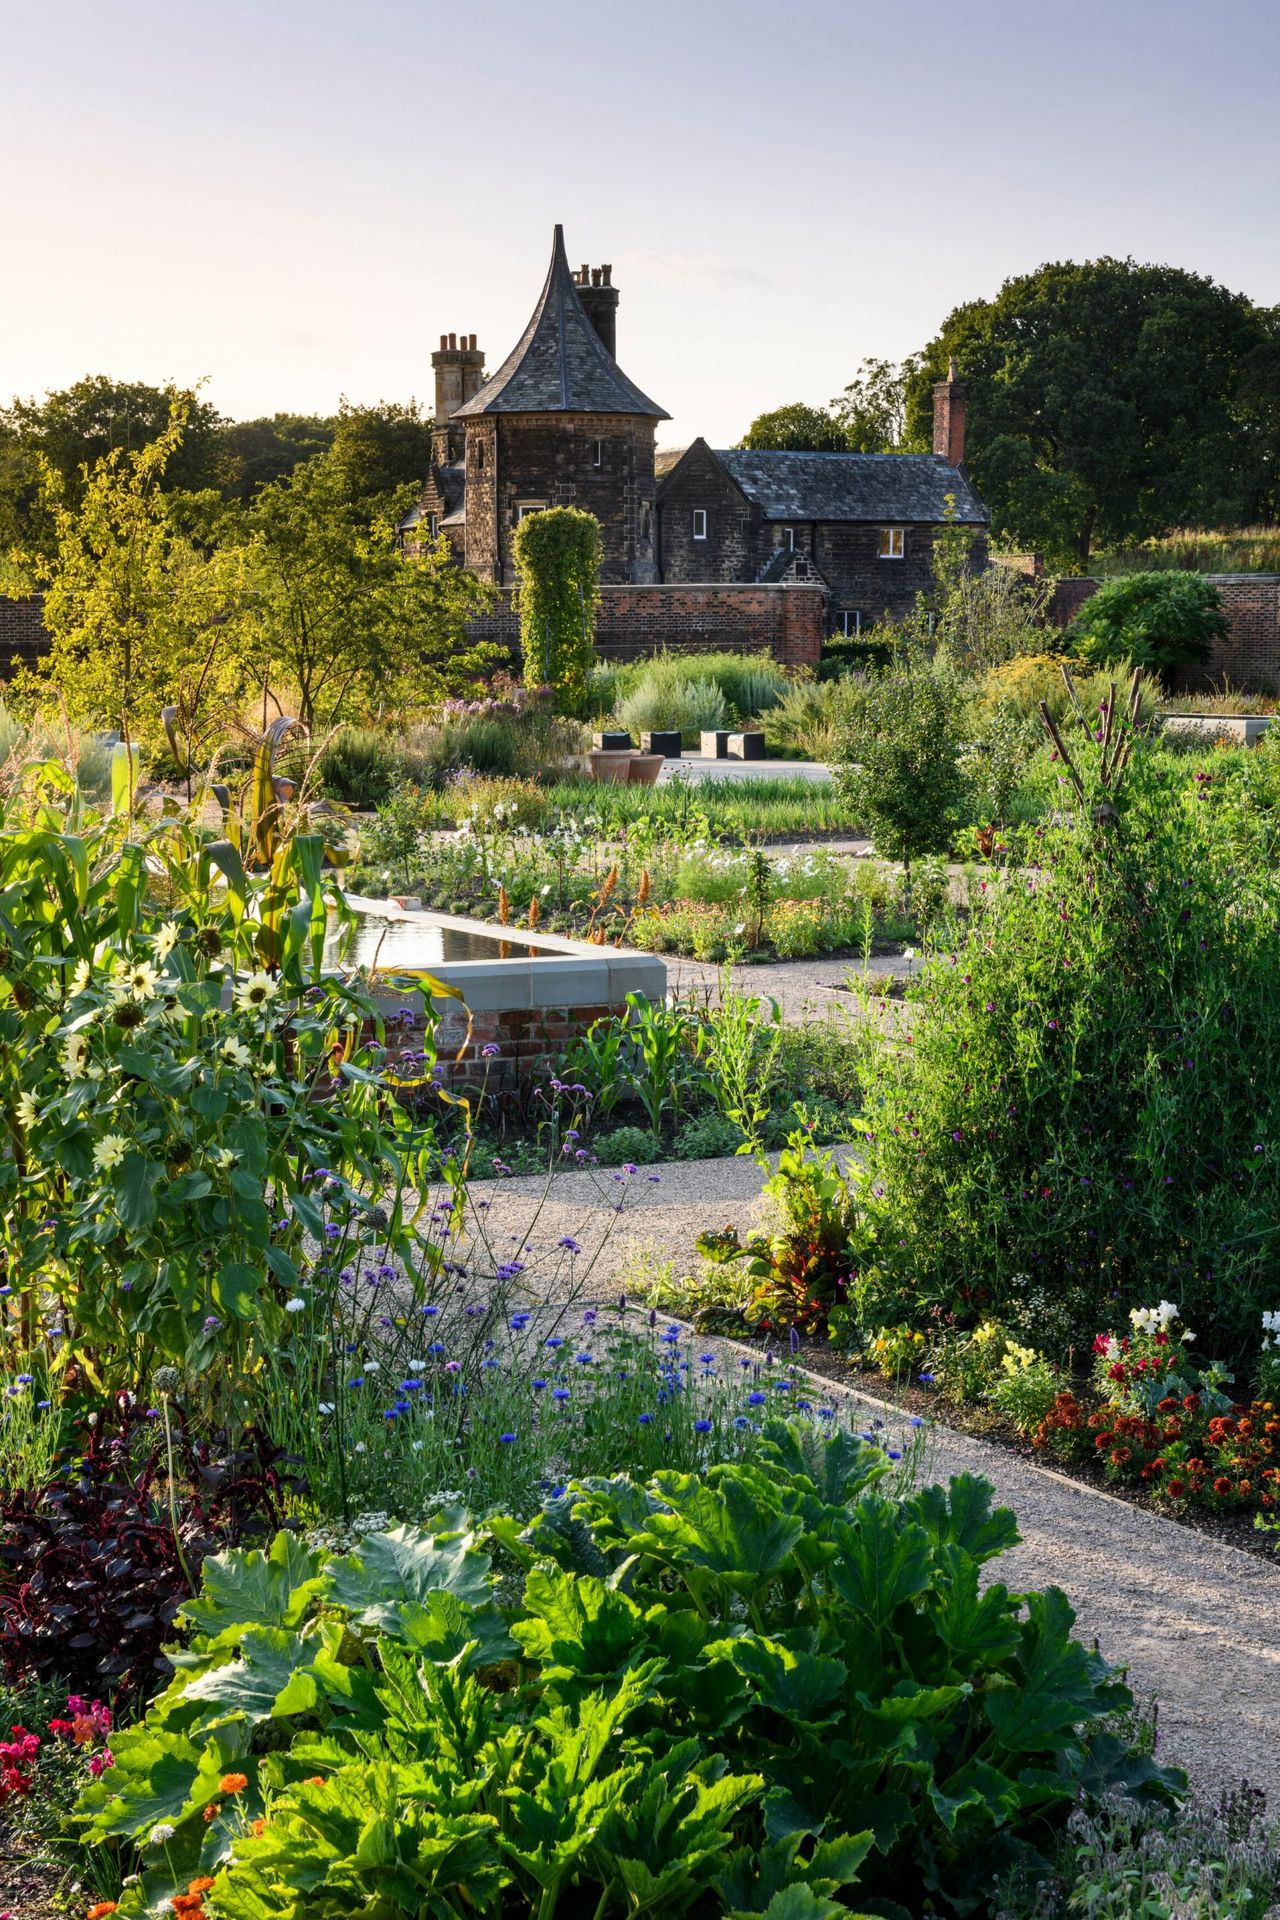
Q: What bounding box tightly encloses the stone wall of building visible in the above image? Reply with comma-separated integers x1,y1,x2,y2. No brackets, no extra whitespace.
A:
657,443,758,582
1047,574,1280,692
466,580,826,669
466,412,658,586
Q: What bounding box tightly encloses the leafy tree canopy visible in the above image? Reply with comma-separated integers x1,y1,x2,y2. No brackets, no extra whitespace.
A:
0,376,225,555
234,448,497,727
902,257,1280,568
328,399,434,506
738,402,847,452
215,413,335,501
832,355,923,453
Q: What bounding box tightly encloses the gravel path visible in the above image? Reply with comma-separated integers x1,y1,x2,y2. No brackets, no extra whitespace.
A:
454,1157,1280,1802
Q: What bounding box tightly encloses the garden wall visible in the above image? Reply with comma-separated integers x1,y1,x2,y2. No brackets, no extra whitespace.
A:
1048,573,1280,692
467,581,826,670
0,596,49,676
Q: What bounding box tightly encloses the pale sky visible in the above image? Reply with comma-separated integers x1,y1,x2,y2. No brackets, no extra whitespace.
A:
3,0,1278,449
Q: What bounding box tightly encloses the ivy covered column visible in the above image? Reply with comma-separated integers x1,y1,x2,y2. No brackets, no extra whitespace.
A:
513,506,602,712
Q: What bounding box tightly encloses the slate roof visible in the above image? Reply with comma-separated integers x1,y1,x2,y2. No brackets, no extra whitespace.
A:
454,226,669,420
713,449,988,525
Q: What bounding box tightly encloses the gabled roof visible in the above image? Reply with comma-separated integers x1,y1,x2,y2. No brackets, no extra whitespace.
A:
454,226,669,420
710,448,988,525
755,545,827,587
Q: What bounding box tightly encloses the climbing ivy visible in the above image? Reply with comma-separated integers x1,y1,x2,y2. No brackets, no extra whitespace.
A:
513,506,601,712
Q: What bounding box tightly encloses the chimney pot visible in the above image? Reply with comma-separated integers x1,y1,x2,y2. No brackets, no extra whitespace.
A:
439,333,448,349
448,331,457,350
601,264,612,285
469,332,477,350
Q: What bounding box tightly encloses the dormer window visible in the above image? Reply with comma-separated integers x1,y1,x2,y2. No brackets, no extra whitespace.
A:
779,526,795,550
692,509,708,541
879,527,906,559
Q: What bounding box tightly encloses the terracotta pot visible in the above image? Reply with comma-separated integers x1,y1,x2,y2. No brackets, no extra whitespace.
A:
587,749,634,784
627,753,664,786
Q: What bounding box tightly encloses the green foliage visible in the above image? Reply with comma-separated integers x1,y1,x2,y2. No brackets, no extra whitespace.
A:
0,375,224,555
835,652,969,879
327,398,434,506
617,671,728,745
5,396,243,746
514,506,602,712
831,356,923,454
904,257,1280,566
1095,523,1280,577
214,412,335,501
595,1123,661,1167
767,675,868,762
0,765,453,1413
315,726,414,809
1068,570,1229,675
75,1431,1178,1918
851,725,1280,1360
236,448,498,727
739,403,849,452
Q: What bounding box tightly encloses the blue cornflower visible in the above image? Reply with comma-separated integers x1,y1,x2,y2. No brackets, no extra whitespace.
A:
918,1371,936,1385
499,1432,517,1444
545,1336,564,1349
398,1379,425,1393
887,1448,902,1461
637,1412,654,1425
699,1353,716,1367
421,1304,440,1316
909,1415,924,1427
747,1391,766,1406
574,1352,593,1365
733,1415,751,1430
509,1312,532,1330
531,1378,548,1391
552,1387,571,1402
347,1376,365,1389
428,1342,445,1355
694,1419,712,1434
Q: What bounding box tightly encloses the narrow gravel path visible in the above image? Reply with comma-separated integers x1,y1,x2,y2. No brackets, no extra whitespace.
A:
454,1157,1280,1802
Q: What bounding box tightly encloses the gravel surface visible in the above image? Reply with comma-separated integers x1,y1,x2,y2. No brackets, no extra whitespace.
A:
455,1157,1280,1802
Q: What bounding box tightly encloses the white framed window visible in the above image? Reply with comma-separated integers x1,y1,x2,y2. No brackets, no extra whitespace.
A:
592,437,604,468
840,610,862,636
779,526,795,550
517,500,548,521
692,508,708,540
427,512,440,538
879,527,906,559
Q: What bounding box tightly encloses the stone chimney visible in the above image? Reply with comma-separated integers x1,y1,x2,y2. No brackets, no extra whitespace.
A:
431,332,484,465
933,356,966,466
432,331,485,424
573,263,619,358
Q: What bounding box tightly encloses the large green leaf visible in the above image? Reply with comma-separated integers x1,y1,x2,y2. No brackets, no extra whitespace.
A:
179,1534,327,1642
828,1499,933,1629
908,1475,1020,1564
985,1587,1110,1754
180,1625,320,1725
325,1525,492,1627
511,1568,646,1680
716,1635,848,1724
930,1545,1023,1670
631,1468,804,1594
757,1421,888,1515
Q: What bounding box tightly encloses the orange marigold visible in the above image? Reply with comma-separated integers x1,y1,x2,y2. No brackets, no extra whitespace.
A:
203,1802,221,1823
250,1816,268,1837
188,1880,216,1897
219,1772,249,1795
1167,1478,1187,1498
87,1906,119,1920
1213,1476,1232,1495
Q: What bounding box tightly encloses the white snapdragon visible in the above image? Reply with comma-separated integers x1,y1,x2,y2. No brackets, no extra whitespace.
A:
1129,1300,1180,1337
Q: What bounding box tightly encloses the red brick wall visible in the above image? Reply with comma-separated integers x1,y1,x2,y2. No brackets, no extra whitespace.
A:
386,1000,623,1093
0,597,49,676
468,581,826,670
1047,574,1280,692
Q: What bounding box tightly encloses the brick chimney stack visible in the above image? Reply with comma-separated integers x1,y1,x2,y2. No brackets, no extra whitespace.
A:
573,262,619,358
933,356,966,467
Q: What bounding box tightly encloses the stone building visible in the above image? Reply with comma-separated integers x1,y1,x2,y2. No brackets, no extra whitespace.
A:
406,225,668,586
403,232,988,648
655,363,988,631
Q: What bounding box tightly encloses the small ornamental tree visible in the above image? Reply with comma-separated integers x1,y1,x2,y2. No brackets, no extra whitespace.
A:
835,650,968,903
1068,570,1229,678
513,506,601,711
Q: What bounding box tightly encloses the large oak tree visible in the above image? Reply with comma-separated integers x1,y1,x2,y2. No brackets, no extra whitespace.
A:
903,257,1280,567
